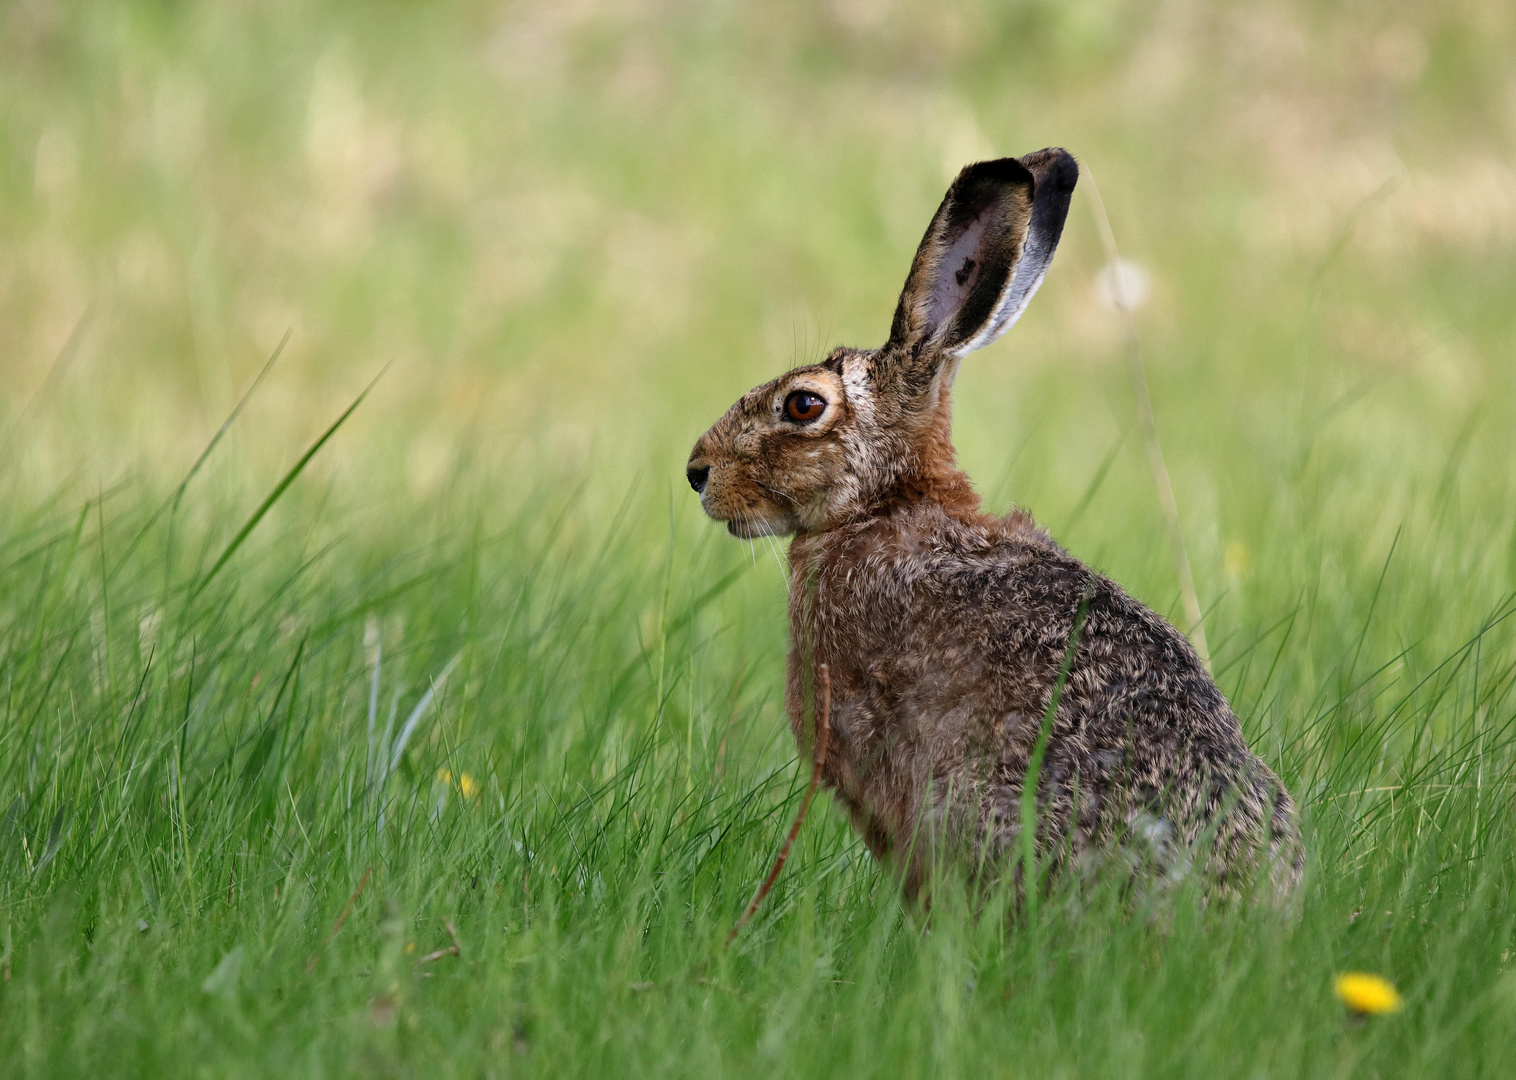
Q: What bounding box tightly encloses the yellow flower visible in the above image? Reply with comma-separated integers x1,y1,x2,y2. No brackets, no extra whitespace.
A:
435,768,479,800
1334,972,1402,1015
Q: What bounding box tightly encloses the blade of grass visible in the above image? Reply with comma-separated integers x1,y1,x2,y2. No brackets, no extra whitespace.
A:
388,654,463,773
189,363,387,601
1021,582,1095,916
111,329,291,581
0,306,92,466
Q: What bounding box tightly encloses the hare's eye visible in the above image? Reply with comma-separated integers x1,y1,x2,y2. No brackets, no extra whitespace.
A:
784,391,827,424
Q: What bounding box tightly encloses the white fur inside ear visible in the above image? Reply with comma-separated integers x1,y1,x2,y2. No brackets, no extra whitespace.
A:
928,216,987,337
977,230,1054,347
951,229,1055,358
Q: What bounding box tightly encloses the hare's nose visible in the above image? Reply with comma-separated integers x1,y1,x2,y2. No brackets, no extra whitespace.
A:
686,465,710,494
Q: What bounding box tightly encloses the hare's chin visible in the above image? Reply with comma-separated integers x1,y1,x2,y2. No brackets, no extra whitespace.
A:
726,515,792,540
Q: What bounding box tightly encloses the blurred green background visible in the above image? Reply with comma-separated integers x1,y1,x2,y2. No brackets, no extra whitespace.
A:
5,0,1511,558
3,2,1516,1076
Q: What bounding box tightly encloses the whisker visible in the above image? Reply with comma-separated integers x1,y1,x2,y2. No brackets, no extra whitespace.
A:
763,530,787,582
758,481,800,509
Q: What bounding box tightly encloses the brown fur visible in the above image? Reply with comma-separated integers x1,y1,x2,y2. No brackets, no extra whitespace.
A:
687,150,1302,902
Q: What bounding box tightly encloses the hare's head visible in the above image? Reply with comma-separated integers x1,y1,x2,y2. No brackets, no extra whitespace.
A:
687,149,1077,538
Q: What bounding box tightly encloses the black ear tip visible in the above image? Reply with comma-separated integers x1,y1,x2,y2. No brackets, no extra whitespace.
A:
1018,147,1079,194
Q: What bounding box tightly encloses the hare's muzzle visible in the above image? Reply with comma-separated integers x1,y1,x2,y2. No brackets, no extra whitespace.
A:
686,465,709,494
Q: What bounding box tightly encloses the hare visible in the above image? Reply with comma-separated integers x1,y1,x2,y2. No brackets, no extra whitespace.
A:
687,150,1301,902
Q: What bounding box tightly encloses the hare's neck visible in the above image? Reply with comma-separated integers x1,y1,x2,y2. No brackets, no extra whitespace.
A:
893,382,981,518
894,463,979,517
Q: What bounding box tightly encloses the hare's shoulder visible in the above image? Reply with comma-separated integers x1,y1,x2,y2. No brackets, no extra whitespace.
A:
822,504,1216,689
850,506,1234,716
840,503,1088,617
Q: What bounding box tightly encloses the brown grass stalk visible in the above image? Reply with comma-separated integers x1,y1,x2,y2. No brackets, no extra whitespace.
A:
1083,169,1211,671
727,664,831,946
306,865,373,972
418,920,462,965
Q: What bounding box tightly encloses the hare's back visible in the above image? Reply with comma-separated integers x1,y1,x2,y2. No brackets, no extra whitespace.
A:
928,525,1260,772
923,526,1295,870
828,507,1270,793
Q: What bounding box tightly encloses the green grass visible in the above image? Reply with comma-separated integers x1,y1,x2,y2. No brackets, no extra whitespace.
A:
3,1,1516,1076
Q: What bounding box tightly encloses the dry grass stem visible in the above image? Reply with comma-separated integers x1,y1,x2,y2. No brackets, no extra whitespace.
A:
727,664,832,946
306,865,373,972
1083,169,1210,671
418,920,462,965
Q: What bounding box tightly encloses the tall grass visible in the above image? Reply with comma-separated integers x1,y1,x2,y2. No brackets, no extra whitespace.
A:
2,432,1515,1077
3,1,1516,1076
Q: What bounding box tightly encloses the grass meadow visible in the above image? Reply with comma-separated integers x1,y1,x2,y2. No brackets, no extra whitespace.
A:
3,1,1516,1076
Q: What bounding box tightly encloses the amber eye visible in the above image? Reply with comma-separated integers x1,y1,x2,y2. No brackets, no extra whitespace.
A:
784,391,827,424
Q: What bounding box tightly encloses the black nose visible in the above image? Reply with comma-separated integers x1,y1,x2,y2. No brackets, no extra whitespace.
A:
686,465,709,494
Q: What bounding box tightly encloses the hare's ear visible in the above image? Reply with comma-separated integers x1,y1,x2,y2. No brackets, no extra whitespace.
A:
886,149,1078,362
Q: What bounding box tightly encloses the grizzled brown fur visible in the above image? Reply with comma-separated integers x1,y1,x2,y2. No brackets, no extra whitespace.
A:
688,149,1302,901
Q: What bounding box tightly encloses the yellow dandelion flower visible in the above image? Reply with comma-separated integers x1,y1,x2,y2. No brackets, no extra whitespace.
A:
403,942,415,955
435,768,478,799
1334,972,1402,1015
